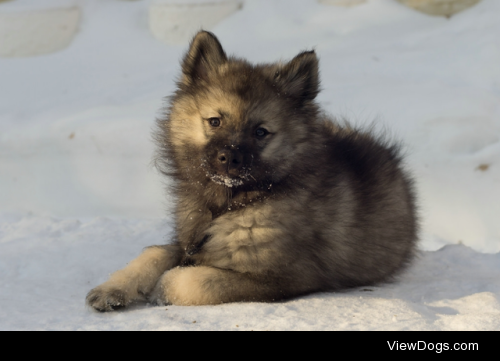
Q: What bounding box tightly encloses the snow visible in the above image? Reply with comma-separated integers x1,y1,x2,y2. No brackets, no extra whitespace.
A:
1,0,499,330
1,215,499,331
0,0,79,12
149,0,244,44
0,1,80,57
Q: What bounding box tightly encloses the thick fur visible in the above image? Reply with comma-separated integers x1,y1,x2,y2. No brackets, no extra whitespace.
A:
87,31,418,310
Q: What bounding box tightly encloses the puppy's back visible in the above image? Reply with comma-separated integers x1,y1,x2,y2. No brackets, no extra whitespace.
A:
306,120,418,289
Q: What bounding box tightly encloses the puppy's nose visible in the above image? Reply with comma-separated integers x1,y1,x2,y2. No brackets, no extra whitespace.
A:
217,149,243,171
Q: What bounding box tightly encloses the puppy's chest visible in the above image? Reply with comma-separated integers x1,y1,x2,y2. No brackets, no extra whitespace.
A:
208,190,271,218
182,196,281,268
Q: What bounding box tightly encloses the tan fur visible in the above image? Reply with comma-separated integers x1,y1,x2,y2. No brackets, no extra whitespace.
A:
169,97,207,148
150,266,223,306
86,245,181,311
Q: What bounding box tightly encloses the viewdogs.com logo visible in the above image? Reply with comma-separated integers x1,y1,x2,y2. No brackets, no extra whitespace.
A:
388,341,478,353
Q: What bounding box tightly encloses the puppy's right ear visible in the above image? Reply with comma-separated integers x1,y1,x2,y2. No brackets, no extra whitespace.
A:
181,31,227,86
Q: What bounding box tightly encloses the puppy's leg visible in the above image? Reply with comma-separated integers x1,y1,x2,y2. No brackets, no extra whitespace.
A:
87,244,182,312
149,266,282,306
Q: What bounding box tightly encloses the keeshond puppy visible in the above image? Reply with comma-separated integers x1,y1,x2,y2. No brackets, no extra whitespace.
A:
87,31,417,311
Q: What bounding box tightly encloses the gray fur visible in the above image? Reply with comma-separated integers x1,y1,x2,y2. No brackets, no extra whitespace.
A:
87,31,418,309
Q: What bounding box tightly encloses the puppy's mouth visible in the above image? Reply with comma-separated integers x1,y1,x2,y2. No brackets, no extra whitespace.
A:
208,173,245,188
201,158,253,188
204,167,253,188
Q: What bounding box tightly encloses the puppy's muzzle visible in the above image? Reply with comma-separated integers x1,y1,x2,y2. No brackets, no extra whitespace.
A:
217,149,243,176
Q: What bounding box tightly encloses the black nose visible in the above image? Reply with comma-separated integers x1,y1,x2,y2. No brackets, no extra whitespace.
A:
217,149,243,172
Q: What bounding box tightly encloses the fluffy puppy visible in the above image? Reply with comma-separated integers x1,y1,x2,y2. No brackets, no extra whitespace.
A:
87,31,418,311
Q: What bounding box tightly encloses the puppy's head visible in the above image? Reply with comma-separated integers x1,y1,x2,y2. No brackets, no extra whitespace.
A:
165,31,320,188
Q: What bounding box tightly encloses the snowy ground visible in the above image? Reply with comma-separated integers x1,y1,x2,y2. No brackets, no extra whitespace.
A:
1,0,499,330
1,215,499,331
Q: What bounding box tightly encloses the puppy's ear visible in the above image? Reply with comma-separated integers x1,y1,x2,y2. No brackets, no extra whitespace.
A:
276,51,319,102
181,31,227,86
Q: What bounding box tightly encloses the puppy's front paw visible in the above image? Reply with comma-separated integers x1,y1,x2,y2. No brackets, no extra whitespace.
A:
86,285,130,312
147,281,169,306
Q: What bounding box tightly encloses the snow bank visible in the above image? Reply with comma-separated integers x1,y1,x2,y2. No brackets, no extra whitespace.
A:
0,0,80,57
149,0,244,45
0,100,167,217
318,0,368,7
2,0,497,253
395,0,482,17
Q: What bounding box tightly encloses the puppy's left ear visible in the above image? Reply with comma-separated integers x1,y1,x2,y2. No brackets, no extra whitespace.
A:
277,51,319,102
181,31,228,86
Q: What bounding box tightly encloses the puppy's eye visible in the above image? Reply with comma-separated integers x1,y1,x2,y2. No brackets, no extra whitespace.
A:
255,128,269,138
209,118,221,127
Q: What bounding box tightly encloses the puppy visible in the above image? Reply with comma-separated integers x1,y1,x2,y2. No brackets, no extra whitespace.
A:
87,31,418,311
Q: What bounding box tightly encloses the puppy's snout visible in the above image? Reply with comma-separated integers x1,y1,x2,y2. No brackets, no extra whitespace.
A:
217,149,243,172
